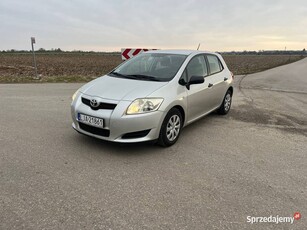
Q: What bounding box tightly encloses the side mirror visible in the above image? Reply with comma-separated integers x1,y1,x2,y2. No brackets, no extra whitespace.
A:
186,76,204,90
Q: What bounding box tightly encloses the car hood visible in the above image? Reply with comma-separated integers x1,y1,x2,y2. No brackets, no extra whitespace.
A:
79,75,168,101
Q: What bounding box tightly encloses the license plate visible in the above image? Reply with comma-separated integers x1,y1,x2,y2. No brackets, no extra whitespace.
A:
78,113,104,128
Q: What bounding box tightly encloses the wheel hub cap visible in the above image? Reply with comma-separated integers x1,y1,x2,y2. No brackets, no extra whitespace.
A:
166,115,180,141
224,94,231,111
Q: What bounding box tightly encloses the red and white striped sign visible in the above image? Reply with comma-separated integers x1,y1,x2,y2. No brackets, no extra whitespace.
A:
121,48,156,60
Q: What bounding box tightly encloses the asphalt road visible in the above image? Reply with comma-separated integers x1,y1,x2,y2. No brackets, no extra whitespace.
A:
1,59,306,229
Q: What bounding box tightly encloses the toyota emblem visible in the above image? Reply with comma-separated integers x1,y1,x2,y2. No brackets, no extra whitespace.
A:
90,99,99,108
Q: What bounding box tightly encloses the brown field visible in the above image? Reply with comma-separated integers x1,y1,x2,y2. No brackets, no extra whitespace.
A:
0,53,304,83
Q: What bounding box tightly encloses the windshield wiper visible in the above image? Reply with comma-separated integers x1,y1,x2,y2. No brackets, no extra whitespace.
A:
109,72,145,80
126,74,162,81
109,71,127,78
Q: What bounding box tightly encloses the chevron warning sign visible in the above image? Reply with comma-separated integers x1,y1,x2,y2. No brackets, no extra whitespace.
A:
121,48,156,60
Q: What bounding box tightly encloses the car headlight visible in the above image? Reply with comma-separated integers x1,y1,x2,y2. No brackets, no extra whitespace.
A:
126,98,164,115
72,90,79,102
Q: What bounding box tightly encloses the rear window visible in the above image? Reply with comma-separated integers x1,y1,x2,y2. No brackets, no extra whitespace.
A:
207,55,223,74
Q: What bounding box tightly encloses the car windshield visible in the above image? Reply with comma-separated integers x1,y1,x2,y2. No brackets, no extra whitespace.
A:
109,53,187,82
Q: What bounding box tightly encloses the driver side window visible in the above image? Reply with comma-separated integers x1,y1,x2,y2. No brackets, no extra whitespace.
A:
181,55,208,83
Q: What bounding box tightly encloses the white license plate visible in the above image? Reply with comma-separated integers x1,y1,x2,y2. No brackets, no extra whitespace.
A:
78,113,104,128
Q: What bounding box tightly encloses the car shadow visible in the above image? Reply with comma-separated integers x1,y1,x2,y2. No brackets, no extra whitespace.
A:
70,131,164,157
70,112,220,156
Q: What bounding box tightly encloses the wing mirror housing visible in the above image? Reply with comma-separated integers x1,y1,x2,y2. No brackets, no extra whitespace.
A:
186,76,205,90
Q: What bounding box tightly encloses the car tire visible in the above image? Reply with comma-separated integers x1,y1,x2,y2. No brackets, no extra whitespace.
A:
217,90,232,115
158,108,183,147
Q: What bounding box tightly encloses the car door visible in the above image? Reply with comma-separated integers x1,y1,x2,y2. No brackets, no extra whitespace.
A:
205,54,228,109
181,55,213,123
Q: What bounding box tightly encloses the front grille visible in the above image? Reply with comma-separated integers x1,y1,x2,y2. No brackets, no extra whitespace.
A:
79,122,110,137
82,97,117,110
122,129,151,139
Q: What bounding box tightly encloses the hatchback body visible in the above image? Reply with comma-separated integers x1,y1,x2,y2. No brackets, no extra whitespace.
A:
71,50,233,146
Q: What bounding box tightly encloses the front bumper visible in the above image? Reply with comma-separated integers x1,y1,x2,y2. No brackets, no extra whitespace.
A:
71,95,165,143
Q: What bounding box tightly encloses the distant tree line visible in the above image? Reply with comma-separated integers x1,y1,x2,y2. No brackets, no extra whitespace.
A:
2,48,64,53
220,49,306,55
1,48,120,55
2,48,306,56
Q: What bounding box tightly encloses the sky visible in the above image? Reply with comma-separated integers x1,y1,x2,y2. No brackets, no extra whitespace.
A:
0,0,306,52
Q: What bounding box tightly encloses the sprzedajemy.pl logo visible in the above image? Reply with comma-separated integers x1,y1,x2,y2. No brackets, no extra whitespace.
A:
247,212,301,224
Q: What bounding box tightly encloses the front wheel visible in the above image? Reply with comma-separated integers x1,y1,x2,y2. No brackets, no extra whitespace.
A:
158,108,183,147
217,90,232,115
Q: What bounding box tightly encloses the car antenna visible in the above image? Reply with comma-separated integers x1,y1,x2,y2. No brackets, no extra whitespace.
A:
197,43,201,50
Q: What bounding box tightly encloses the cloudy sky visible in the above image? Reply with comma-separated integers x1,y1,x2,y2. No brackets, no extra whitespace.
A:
1,0,306,52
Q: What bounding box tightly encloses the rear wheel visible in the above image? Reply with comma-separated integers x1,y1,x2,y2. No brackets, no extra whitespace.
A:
158,108,182,147
217,90,232,115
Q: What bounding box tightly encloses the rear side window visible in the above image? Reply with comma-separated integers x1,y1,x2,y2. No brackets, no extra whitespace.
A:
207,55,223,74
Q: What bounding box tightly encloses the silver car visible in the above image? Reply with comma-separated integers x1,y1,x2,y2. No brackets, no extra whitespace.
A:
71,50,233,146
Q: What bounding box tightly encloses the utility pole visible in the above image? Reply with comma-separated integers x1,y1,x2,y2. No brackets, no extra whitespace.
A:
31,37,39,79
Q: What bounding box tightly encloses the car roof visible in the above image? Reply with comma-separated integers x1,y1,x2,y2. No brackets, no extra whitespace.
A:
146,49,217,56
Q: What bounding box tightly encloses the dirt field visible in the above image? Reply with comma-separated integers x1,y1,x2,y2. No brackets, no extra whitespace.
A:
0,53,303,83
222,55,303,75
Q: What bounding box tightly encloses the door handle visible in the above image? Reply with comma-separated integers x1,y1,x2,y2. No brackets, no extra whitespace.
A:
224,77,228,81
208,83,213,88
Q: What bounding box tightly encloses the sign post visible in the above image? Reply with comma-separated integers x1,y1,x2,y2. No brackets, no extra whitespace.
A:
31,37,39,79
